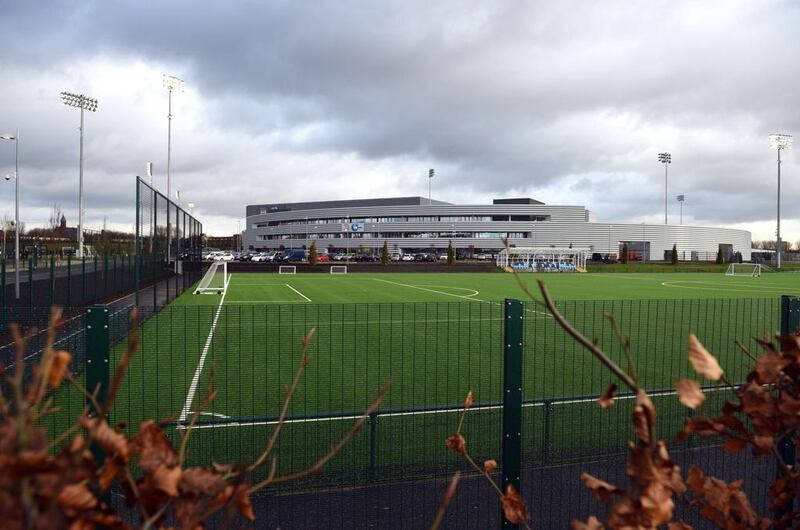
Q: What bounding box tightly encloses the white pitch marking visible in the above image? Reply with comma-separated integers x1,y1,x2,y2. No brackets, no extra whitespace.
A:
178,275,230,424
285,283,311,302
373,278,484,301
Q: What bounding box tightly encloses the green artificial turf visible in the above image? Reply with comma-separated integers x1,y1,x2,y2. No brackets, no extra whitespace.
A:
82,270,793,481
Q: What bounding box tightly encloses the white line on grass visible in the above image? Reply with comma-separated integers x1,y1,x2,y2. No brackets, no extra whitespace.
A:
285,283,311,302
178,274,230,424
372,278,483,301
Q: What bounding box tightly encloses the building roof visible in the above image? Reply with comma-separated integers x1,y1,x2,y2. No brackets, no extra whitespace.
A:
247,196,452,216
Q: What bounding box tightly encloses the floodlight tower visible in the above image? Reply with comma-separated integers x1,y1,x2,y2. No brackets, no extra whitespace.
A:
676,195,685,224
163,75,184,201
0,131,20,299
658,152,671,224
769,133,792,269
61,91,99,259
428,168,434,205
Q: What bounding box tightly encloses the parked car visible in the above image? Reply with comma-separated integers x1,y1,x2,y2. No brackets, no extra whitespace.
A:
415,253,435,262
401,254,415,262
437,253,448,260
214,251,235,261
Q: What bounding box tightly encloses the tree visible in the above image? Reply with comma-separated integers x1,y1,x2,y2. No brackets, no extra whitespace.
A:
621,243,628,264
671,244,678,265
309,241,318,265
447,240,454,265
716,247,724,264
48,203,63,235
381,240,389,266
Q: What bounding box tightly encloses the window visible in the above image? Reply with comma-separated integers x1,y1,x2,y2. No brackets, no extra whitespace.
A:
259,208,267,215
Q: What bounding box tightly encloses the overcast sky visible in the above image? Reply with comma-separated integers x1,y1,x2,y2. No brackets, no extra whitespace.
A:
0,0,798,239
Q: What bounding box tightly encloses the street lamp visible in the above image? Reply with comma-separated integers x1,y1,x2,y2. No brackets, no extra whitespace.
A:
769,133,792,269
0,131,20,299
61,91,98,259
676,195,685,224
428,168,434,205
658,152,671,224
163,75,184,200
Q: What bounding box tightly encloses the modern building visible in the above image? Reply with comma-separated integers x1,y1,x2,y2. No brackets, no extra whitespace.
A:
243,197,752,261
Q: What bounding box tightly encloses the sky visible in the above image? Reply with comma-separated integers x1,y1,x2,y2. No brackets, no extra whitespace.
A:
0,0,798,240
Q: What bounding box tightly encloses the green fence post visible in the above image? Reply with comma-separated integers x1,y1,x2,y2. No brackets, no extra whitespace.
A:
81,256,86,305
28,258,33,323
94,256,99,302
1,258,5,331
103,255,108,299
777,295,800,521
49,255,55,308
85,305,110,464
502,299,523,529
113,255,117,295
368,412,378,478
66,255,71,308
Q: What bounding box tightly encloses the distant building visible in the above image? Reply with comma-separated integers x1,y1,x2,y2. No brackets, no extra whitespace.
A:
206,234,241,251
243,196,752,261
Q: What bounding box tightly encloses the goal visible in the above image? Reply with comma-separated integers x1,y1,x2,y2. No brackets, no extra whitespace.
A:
330,266,347,274
725,263,762,277
278,265,297,274
194,261,229,294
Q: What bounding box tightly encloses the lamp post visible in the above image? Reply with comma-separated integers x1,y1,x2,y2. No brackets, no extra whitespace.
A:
61,91,98,259
428,168,434,205
658,152,671,224
676,195,685,225
769,134,793,269
0,131,20,299
163,75,184,200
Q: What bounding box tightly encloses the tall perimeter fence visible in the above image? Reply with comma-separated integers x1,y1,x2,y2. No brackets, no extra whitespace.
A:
19,293,798,529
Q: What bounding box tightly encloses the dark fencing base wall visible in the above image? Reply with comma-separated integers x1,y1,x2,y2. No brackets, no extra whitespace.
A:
227,261,501,273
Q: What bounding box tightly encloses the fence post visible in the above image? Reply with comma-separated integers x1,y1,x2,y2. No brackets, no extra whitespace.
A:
85,305,110,466
49,255,55,308
368,412,378,479
502,299,523,529
81,256,86,305
1,258,5,331
94,256,98,302
28,258,33,323
777,295,800,521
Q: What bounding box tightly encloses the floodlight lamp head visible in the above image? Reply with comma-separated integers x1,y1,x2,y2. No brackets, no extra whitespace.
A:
163,74,185,92
658,152,671,164
428,168,434,178
61,91,99,112
769,133,793,151
677,194,685,202
0,134,16,141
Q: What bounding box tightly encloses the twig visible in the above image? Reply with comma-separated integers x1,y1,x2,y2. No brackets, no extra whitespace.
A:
430,472,460,530
538,280,639,392
246,329,315,473
250,380,390,492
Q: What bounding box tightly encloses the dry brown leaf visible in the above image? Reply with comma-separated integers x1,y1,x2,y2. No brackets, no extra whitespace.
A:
500,484,528,524
676,379,704,409
181,467,226,496
48,350,72,388
723,437,747,453
668,523,693,530
233,484,256,521
633,390,656,444
688,334,723,381
152,464,182,496
597,383,617,409
754,350,789,384
581,473,620,502
571,516,604,530
80,416,129,461
483,459,497,474
58,483,97,512
136,420,178,472
445,433,466,455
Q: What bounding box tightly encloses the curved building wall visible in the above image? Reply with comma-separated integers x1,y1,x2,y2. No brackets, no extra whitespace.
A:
243,199,752,261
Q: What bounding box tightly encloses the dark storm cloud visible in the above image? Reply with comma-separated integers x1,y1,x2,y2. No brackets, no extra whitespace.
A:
0,1,798,234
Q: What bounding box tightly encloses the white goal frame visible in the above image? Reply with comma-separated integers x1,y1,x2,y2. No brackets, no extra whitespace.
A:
330,265,348,274
496,247,589,272
278,265,297,275
725,263,762,277
194,261,229,294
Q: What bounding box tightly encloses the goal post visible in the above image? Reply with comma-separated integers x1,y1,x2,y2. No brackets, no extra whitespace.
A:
725,263,762,277
278,265,297,275
194,261,228,294
330,265,347,274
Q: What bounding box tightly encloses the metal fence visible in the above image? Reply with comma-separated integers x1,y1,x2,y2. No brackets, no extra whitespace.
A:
9,295,796,529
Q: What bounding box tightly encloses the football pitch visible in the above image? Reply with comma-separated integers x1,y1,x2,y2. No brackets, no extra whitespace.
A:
98,270,796,477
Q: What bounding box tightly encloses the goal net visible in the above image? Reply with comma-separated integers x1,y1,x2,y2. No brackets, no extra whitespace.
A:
278,265,296,275
330,266,347,274
194,261,228,294
725,263,762,277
